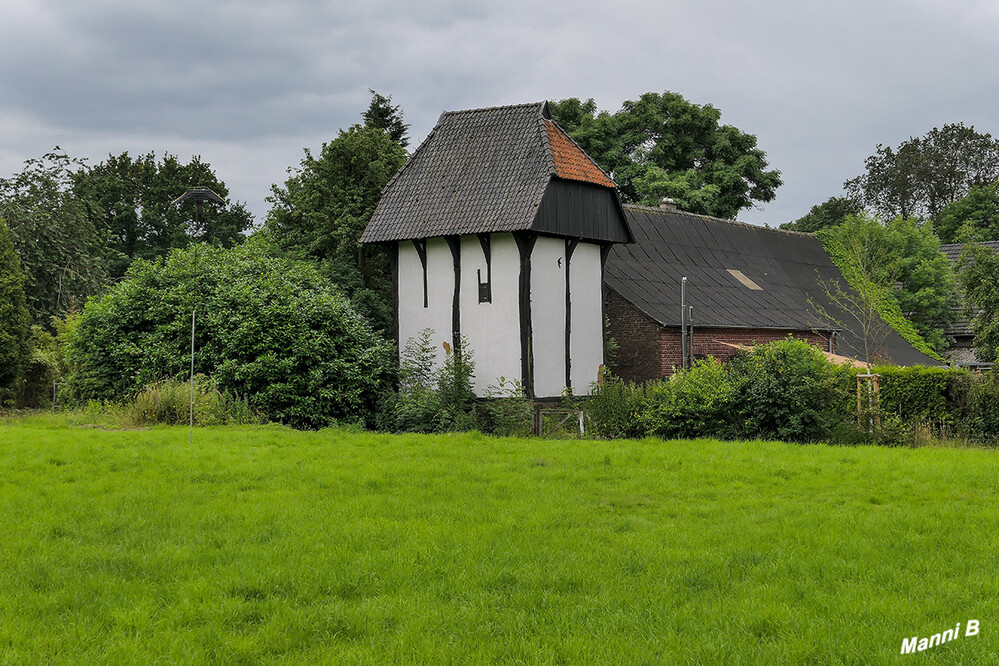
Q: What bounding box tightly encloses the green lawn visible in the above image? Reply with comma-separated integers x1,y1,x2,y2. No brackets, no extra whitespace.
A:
1,414,997,664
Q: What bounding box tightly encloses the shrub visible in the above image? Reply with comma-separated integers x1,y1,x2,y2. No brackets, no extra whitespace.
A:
640,359,736,440
586,375,647,439
127,376,264,426
728,338,847,443
875,365,953,422
65,241,395,429
478,377,533,437
384,330,477,433
968,369,999,442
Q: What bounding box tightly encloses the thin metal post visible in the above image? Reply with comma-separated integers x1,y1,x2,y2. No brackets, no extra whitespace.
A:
687,305,694,366
190,307,196,444
680,277,688,370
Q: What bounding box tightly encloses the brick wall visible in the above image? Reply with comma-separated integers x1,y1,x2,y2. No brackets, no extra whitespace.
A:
606,288,833,382
605,288,663,383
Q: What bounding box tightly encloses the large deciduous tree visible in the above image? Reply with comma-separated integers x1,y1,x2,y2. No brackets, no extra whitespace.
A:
66,240,395,429
0,150,108,325
72,152,253,277
0,217,30,390
264,122,406,332
549,92,782,219
845,123,999,221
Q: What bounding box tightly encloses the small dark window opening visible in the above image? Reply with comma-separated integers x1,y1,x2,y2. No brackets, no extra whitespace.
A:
477,234,492,303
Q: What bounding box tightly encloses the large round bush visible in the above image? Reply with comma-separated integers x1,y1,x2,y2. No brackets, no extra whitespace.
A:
67,241,395,428
728,337,848,443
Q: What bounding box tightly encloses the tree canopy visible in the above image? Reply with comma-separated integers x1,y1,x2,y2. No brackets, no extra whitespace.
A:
845,123,999,221
933,181,999,243
780,196,862,233
264,121,407,331
817,213,957,355
66,240,395,428
72,152,253,277
363,90,410,148
0,150,108,325
549,92,782,219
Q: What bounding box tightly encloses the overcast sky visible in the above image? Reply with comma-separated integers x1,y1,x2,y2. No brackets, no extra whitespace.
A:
3,0,998,228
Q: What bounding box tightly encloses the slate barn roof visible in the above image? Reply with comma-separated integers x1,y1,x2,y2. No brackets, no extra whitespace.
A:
606,205,939,367
360,101,628,243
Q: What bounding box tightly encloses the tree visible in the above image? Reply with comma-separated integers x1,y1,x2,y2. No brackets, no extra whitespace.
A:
845,123,999,221
0,150,108,325
363,90,410,148
264,124,407,331
66,240,395,429
933,181,999,243
817,213,954,356
956,243,999,363
0,217,30,390
780,196,861,232
548,92,782,219
72,152,253,277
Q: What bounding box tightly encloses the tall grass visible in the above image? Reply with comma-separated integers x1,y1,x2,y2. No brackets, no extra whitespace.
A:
0,415,997,663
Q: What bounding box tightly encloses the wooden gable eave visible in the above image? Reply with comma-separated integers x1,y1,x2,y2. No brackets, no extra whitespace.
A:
529,177,632,244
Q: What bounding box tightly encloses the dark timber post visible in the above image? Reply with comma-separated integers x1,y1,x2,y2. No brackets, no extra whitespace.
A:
515,232,538,399
445,236,461,359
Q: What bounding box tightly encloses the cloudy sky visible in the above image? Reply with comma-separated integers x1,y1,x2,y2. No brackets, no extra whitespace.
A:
2,0,998,227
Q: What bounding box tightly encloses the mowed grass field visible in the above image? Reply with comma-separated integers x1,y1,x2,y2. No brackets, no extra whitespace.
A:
1,415,998,664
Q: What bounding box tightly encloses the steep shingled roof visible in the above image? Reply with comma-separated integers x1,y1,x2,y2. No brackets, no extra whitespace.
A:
940,241,999,336
360,102,620,243
606,205,940,367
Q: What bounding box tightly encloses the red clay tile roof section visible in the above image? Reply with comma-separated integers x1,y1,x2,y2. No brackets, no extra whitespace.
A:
544,120,616,189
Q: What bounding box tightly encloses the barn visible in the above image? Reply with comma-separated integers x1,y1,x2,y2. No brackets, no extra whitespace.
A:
604,202,940,383
360,102,632,398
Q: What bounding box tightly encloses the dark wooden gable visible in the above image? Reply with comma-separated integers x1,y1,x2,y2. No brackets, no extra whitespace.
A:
531,178,630,243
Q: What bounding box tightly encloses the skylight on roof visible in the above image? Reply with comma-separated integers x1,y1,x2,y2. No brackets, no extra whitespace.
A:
727,269,763,291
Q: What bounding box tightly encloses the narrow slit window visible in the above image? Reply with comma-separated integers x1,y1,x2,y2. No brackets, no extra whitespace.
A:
477,234,492,303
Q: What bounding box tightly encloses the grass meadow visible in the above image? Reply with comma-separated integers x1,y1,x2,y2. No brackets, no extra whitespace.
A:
1,413,998,664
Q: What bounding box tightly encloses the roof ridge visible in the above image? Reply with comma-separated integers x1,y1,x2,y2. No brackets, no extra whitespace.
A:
622,203,816,238
439,101,546,117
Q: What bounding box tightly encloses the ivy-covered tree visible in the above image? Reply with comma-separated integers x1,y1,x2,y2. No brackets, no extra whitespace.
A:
817,213,957,355
363,89,410,148
72,152,253,277
264,123,406,331
0,150,108,325
549,92,782,219
780,196,862,232
0,217,30,391
845,123,999,221
66,239,395,428
933,181,999,243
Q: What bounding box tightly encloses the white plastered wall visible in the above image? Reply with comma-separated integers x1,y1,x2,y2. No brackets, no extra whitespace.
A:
569,242,604,393
530,236,568,398
397,238,454,370
460,234,522,396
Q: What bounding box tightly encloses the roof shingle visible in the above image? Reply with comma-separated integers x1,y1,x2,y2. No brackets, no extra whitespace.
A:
360,102,619,243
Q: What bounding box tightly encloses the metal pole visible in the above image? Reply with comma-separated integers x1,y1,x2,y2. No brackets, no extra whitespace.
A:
680,277,688,370
190,307,195,444
688,306,694,367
